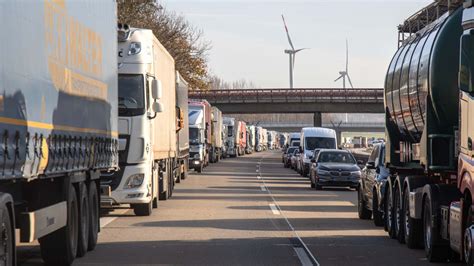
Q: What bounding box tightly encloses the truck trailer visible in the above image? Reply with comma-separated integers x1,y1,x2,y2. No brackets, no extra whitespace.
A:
189,100,211,172
0,1,118,264
101,26,177,217
176,72,190,183
246,125,256,154
224,117,238,157
237,121,247,156
360,0,474,263
210,107,223,163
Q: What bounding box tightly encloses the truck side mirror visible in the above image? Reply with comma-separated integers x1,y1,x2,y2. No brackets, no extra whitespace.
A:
152,79,162,99
151,102,163,113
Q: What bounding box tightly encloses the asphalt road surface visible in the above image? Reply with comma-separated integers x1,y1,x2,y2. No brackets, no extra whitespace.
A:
18,150,455,265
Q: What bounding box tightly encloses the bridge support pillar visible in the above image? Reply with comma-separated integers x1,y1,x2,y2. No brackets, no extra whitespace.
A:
313,112,322,127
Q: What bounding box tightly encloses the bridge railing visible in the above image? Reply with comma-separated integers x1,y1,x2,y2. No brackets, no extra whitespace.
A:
189,88,384,104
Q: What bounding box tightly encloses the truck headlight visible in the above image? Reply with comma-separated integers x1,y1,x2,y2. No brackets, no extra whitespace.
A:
124,174,144,189
128,42,141,55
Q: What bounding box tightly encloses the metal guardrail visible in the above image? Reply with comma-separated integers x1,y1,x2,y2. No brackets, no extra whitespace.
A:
188,88,384,104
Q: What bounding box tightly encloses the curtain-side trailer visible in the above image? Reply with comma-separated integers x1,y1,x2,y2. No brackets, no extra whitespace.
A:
0,1,118,264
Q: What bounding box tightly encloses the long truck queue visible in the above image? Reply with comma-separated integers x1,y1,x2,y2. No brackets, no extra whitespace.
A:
0,2,286,264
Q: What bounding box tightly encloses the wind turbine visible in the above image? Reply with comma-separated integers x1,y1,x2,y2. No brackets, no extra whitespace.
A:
334,39,354,89
281,15,307,89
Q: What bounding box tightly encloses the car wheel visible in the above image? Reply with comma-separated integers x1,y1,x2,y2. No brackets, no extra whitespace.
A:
358,186,372,220
372,189,384,227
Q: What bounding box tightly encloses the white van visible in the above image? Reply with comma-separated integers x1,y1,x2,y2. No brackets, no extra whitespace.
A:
298,127,337,177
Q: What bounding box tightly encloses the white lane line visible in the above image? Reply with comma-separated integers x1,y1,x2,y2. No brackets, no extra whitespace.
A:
294,247,313,266
269,203,280,215
100,208,129,228
257,175,261,180
100,216,118,228
258,155,320,266
260,185,267,191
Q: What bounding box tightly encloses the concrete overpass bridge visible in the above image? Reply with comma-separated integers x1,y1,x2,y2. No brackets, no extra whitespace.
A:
189,88,385,126
259,122,384,133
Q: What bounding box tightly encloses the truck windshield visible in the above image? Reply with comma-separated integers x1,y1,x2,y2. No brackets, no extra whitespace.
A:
189,128,199,144
306,137,336,150
227,126,233,137
118,74,146,116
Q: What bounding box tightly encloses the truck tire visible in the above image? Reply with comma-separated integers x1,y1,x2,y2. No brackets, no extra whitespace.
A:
159,162,170,200
87,181,99,251
394,185,405,243
372,189,384,227
196,163,203,173
404,188,422,249
132,201,152,216
358,186,372,219
77,182,90,258
385,185,397,239
423,191,449,262
40,183,78,266
181,161,188,180
0,203,14,266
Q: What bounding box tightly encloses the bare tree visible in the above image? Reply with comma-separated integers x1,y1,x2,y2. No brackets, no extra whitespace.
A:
117,0,212,90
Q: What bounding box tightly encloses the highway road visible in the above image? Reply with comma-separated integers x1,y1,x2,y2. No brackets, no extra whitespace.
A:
19,151,453,265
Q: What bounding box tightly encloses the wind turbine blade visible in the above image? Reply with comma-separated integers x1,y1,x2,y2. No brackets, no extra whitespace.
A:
347,74,354,88
294,48,309,53
346,39,349,73
334,75,343,82
281,15,295,50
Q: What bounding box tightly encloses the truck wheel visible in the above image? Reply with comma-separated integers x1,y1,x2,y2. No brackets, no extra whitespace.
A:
196,163,203,173
372,190,384,227
132,201,152,216
423,194,449,262
159,163,170,200
358,186,372,219
40,183,78,266
152,164,159,208
385,186,397,239
176,167,181,184
404,188,422,249
0,204,13,266
87,181,99,251
394,186,405,243
181,161,188,180
464,207,474,265
77,182,90,258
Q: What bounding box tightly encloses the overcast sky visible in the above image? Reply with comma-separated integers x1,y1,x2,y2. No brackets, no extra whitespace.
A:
166,0,432,88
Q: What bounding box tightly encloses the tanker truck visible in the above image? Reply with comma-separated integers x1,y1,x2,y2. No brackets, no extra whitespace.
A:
101,25,177,216
188,100,211,172
360,0,474,263
0,1,118,264
210,107,223,163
